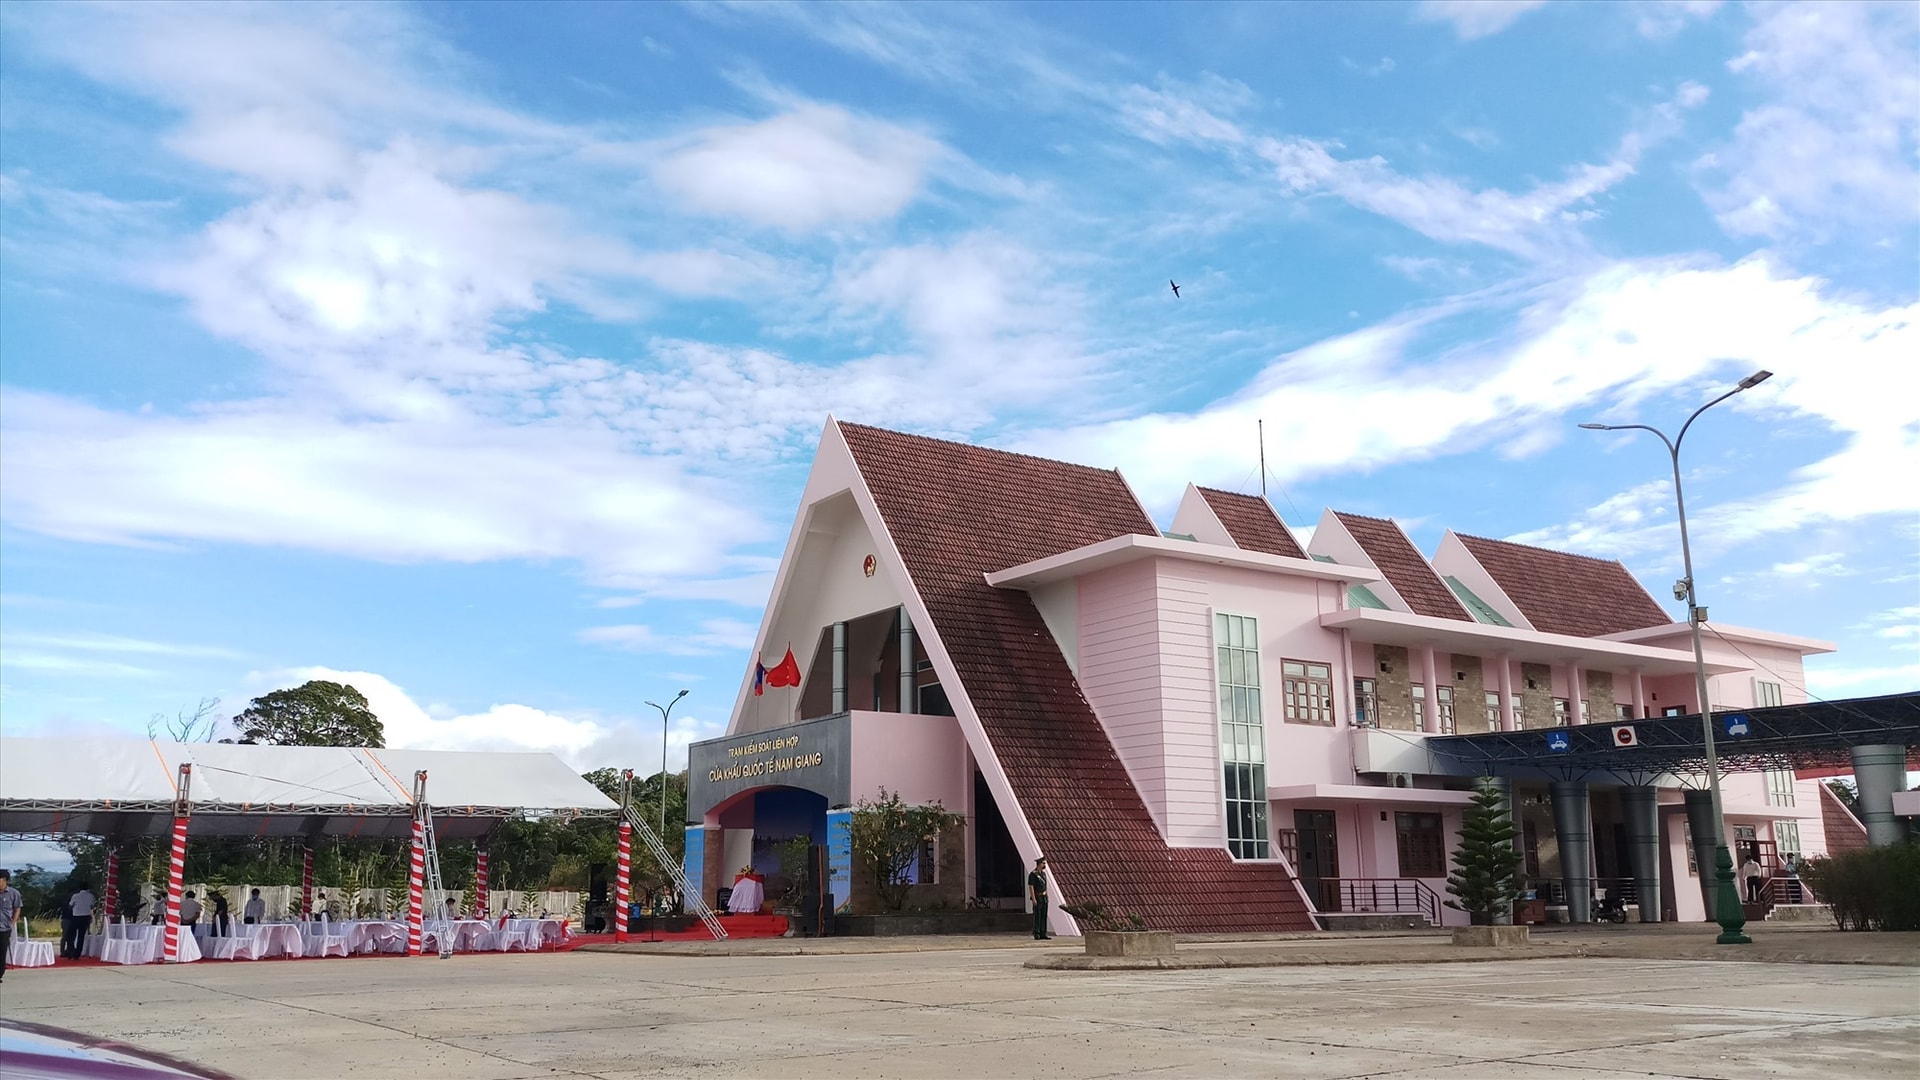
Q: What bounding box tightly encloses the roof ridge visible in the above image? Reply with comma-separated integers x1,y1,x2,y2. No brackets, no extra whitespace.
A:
1457,531,1634,568
836,420,1125,478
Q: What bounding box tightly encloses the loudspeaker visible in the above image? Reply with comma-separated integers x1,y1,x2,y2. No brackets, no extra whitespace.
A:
588,864,608,903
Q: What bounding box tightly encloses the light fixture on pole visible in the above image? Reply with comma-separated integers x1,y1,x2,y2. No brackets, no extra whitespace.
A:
644,688,689,943
1579,368,1770,945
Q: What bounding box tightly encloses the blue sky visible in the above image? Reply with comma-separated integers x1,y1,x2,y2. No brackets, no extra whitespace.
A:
2,0,1916,812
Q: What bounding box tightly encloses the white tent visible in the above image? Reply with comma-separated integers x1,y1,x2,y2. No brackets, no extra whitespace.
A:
0,738,620,841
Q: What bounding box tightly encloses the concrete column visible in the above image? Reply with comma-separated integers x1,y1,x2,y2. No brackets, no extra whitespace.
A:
1851,744,1909,848
1497,655,1518,732
1568,662,1585,724
1420,647,1440,734
1630,670,1647,721
831,620,848,714
1620,787,1663,923
1550,781,1593,923
897,608,917,715
1683,790,1720,921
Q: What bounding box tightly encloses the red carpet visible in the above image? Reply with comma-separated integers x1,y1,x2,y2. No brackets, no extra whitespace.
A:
558,915,789,948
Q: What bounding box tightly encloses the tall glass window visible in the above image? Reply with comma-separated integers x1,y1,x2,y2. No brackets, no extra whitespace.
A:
1436,685,1456,735
1215,613,1270,859
1484,691,1502,731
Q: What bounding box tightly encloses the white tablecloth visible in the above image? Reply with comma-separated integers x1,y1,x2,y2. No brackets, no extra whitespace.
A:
92,923,201,965
503,918,569,949
727,877,765,914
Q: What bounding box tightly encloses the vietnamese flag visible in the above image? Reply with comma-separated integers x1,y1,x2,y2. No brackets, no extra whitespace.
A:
766,646,802,689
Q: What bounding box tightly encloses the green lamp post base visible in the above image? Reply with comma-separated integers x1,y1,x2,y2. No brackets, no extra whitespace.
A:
1712,843,1751,945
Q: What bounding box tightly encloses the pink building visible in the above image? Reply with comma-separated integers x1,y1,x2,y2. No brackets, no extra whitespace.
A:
683,420,1883,934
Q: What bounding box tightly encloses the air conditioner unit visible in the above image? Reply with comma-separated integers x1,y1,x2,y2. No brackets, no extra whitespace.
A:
1388,772,1415,789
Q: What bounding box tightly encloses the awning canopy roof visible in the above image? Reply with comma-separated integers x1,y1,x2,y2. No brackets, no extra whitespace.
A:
0,739,620,842
1426,692,1920,777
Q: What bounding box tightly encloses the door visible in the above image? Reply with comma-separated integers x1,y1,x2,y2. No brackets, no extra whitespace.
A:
1293,810,1340,911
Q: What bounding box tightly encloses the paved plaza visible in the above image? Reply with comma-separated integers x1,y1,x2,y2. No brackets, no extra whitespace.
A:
2,941,1916,1080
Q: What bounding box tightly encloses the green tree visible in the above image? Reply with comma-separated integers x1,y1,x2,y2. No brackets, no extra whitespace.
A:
1445,778,1526,926
236,680,384,747
848,788,964,913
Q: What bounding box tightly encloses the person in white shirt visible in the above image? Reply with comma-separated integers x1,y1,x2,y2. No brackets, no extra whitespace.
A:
243,889,266,924
178,891,202,926
62,886,95,960
1739,852,1764,903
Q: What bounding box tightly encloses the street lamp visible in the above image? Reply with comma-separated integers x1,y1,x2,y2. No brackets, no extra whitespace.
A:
644,689,691,847
1579,368,1770,945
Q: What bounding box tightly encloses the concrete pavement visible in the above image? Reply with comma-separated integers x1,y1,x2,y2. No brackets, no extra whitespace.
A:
1,945,1915,1079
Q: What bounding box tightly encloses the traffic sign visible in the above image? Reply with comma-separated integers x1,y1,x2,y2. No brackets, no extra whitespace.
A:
1545,730,1571,753
1611,725,1638,748
1724,714,1751,737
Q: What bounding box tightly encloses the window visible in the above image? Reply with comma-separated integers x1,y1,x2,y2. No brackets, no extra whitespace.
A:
1436,685,1455,735
1395,812,1445,877
1774,820,1802,855
912,839,940,884
1215,613,1269,859
1484,691,1502,732
1765,768,1796,808
1411,684,1427,727
1579,698,1591,724
1615,703,1633,721
1354,678,1378,728
1755,680,1785,708
1552,698,1570,727
1282,660,1335,725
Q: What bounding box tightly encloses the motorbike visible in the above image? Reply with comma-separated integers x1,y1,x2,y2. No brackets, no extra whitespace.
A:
1591,892,1629,923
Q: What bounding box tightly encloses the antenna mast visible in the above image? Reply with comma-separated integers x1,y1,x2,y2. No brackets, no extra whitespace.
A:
1258,419,1267,498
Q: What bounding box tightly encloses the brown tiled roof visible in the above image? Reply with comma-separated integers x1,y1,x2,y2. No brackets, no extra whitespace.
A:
1455,534,1670,638
1332,512,1471,621
1196,487,1306,559
839,422,1313,933
1819,783,1869,858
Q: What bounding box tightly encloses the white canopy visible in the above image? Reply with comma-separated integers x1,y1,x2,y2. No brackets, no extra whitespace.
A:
0,738,620,841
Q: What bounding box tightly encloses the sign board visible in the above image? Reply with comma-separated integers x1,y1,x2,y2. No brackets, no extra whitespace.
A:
1545,731,1571,753
1723,714,1752,737
1611,725,1638,748
685,712,851,819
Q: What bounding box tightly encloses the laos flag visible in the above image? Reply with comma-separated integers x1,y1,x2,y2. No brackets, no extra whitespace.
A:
752,661,768,697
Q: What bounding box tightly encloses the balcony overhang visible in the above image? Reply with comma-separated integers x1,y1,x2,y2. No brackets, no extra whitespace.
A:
1599,622,1837,656
986,533,1379,589
1321,608,1743,677
1268,783,1478,806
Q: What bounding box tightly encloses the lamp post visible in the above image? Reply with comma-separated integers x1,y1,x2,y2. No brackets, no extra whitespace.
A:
644,689,690,847
1579,368,1770,945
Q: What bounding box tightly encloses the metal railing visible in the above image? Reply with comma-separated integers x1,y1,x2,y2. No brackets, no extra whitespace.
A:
1312,877,1442,926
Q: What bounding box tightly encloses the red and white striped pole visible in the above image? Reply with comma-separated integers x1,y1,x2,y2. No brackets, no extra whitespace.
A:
614,768,635,943
104,849,120,924
614,821,632,943
406,815,426,956
301,842,315,920
474,845,490,919
161,764,193,963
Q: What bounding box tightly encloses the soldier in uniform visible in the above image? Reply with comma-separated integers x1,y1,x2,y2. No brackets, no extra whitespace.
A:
1027,857,1050,940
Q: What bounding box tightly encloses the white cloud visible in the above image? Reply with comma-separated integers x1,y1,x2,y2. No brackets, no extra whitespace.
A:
285,666,722,771
1632,0,1723,40
650,105,943,231
1,632,243,659
0,390,762,590
1415,1,1548,41
1697,2,1919,240
578,618,759,657
1022,256,1919,549
1804,661,1920,698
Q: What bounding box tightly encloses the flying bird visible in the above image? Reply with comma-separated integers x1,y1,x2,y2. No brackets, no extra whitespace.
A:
1169,279,1181,298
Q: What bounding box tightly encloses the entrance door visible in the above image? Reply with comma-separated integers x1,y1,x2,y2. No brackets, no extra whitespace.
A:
1293,810,1340,912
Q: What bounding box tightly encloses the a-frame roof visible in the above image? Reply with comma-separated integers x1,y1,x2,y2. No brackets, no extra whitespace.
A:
838,422,1313,932
1331,511,1472,621
1195,487,1307,559
1456,533,1670,638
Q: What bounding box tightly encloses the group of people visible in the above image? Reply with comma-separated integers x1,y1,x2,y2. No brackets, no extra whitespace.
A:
1739,849,1805,904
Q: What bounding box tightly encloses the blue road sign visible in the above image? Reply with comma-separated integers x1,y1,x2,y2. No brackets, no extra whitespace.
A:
1546,730,1572,753
1723,714,1751,737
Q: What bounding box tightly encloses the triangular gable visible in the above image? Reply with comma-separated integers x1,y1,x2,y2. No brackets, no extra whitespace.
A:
1454,533,1670,638
1186,486,1307,558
